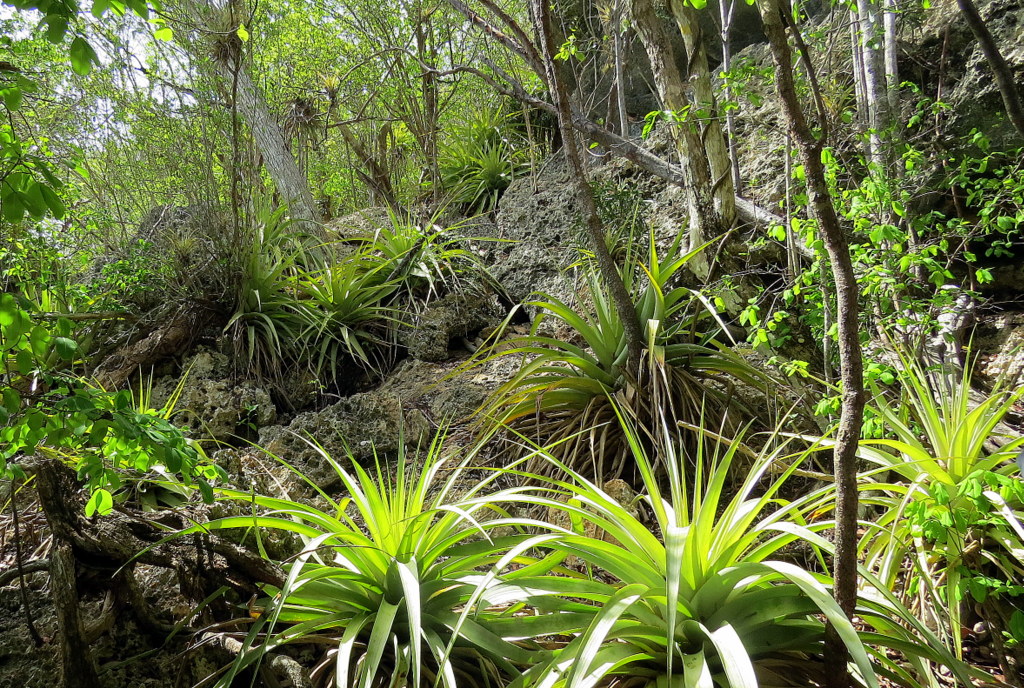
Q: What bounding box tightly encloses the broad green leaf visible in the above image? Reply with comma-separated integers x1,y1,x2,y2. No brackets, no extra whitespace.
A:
70,36,99,76
39,183,66,218
85,488,114,517
40,14,69,42
1,87,22,111
54,336,77,361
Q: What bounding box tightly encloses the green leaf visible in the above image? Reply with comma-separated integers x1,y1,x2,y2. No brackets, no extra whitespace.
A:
70,36,99,76
2,388,20,415
39,184,66,218
1,87,23,111
85,488,114,517
40,14,69,43
2,189,26,222
236,23,249,42
28,325,51,356
153,26,173,41
54,336,77,361
15,349,33,375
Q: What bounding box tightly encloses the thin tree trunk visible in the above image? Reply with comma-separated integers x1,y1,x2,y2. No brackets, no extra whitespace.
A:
955,0,1024,140
719,0,741,193
213,59,320,230
755,3,865,687
850,9,867,135
51,541,102,688
532,0,644,371
612,0,629,137
882,0,899,116
856,0,888,171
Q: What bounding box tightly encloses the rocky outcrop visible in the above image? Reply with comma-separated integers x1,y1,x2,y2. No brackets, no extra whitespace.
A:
400,291,503,361
472,160,584,310
253,390,431,488
974,312,1024,389
150,349,276,443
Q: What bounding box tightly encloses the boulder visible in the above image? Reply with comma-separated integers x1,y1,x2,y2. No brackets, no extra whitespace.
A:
150,349,277,443
254,389,431,489
400,291,503,362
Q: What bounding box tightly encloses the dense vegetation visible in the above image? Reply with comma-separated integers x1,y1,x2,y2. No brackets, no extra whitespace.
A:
2,0,1024,686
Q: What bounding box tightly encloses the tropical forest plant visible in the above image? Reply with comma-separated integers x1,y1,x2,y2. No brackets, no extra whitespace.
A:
439,108,530,213
294,257,399,379
507,413,980,688
854,354,1024,664
479,236,764,480
357,208,479,305
178,430,576,688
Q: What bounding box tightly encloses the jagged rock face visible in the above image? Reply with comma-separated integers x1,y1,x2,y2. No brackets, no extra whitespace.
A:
254,389,432,489
974,313,1024,389
400,291,503,362
475,160,584,310
214,358,504,492
150,350,276,444
917,0,1024,149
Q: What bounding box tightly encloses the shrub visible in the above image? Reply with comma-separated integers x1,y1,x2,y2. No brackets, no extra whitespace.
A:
294,257,399,379
510,413,980,688
855,354,1024,660
438,108,529,213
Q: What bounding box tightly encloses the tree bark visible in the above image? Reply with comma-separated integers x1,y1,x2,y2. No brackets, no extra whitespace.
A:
755,3,865,686
668,0,735,219
629,0,722,259
213,58,321,230
719,0,742,193
612,0,630,137
855,0,889,170
532,0,644,370
51,541,102,688
956,0,1024,141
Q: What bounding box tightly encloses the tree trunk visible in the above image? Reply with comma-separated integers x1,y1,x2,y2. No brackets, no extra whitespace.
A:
956,0,1024,141
719,0,741,193
668,0,735,221
51,541,102,688
855,0,889,171
882,0,899,117
532,0,644,371
213,58,321,230
629,0,722,259
755,3,865,686
612,0,630,137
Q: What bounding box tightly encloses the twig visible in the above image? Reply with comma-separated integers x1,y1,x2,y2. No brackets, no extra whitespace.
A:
0,557,49,587
11,478,43,646
199,632,313,688
34,312,138,322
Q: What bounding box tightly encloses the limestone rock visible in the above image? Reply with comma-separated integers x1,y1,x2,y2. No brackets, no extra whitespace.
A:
255,390,431,488
400,291,503,362
150,350,276,443
475,160,584,310
974,313,1024,388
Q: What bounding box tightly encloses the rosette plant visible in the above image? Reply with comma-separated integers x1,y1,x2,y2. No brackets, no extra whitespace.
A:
506,410,979,688
177,429,580,688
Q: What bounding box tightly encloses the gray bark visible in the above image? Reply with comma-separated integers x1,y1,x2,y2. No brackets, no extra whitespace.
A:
755,3,865,686
629,0,722,260
213,58,321,230
669,0,736,221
